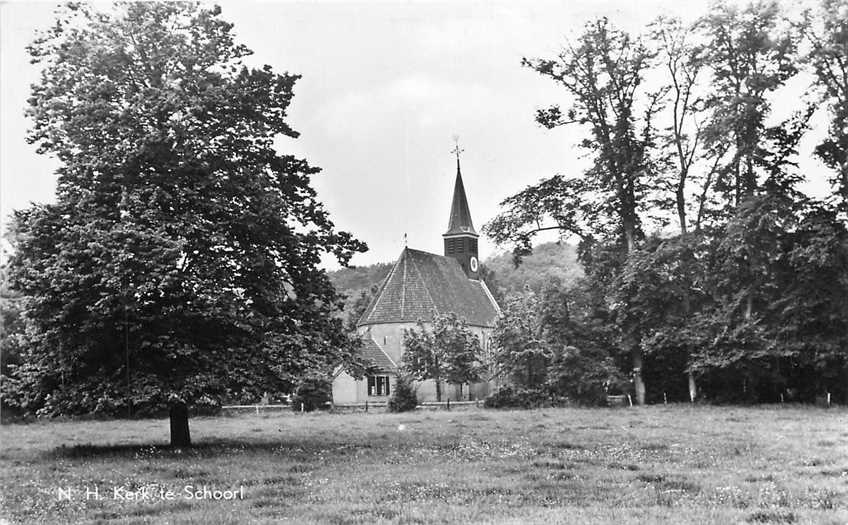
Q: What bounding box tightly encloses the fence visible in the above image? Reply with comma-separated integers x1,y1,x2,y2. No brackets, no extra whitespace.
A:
331,399,481,412
221,404,290,415
221,399,485,414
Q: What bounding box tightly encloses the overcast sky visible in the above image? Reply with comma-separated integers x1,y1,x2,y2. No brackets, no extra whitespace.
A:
0,0,833,268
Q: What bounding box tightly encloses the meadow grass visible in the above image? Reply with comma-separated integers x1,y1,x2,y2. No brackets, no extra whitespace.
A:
1,405,846,524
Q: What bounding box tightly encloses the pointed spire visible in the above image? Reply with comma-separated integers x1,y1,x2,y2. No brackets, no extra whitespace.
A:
444,139,478,237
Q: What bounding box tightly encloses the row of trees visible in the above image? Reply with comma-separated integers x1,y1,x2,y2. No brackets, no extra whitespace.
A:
485,1,848,404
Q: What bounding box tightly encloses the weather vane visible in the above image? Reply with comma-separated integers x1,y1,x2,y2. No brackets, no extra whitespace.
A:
450,135,464,164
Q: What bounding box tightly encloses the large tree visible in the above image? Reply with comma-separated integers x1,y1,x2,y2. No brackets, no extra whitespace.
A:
6,3,365,445
801,0,848,212
697,1,799,207
489,18,661,403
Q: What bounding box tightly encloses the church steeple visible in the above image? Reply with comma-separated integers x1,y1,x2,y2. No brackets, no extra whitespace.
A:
443,139,479,279
444,162,478,236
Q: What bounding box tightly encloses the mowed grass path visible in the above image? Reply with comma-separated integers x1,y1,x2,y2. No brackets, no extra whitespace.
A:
1,406,847,524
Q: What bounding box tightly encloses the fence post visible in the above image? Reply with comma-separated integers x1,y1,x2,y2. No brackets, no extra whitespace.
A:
365,400,368,413
447,398,450,411
256,405,260,416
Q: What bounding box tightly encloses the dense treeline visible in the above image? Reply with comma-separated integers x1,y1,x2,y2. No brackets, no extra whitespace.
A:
485,0,848,405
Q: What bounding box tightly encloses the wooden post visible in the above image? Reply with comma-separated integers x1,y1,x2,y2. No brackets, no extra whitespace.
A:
663,392,667,405
827,392,831,408
255,405,259,416
365,400,368,413
447,398,450,411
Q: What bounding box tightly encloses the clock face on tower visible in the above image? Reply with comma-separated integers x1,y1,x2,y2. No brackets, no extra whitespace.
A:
469,256,478,272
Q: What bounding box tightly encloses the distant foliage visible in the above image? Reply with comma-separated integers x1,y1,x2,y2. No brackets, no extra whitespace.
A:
387,376,418,412
328,262,394,293
291,375,332,412
484,242,583,297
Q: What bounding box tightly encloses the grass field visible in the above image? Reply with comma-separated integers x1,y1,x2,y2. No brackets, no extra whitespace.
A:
1,405,846,524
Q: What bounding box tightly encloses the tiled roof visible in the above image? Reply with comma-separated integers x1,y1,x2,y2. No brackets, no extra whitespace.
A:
358,248,500,328
444,166,478,236
360,337,397,372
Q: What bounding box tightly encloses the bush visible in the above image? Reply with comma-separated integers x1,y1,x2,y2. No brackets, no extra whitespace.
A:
291,375,331,412
483,386,552,409
387,376,418,412
547,345,626,406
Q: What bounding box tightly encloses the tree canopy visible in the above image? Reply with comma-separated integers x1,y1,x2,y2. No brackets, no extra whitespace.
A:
486,0,848,405
3,3,365,430
401,313,484,402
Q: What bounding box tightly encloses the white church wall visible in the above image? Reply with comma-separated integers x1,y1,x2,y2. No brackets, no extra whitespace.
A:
332,371,359,404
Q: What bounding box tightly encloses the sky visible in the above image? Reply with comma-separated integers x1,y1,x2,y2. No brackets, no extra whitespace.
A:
0,0,835,269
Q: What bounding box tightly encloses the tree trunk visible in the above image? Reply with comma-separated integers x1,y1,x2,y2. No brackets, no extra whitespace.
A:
622,216,646,405
676,179,687,235
681,290,697,403
632,354,645,405
435,379,442,402
169,401,191,447
688,371,697,402
626,330,645,405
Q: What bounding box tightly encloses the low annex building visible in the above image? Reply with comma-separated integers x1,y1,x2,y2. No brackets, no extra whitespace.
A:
332,155,501,404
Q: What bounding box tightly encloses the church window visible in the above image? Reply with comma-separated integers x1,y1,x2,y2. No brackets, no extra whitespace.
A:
367,376,390,396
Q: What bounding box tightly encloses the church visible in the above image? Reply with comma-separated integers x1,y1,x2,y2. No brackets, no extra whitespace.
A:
331,154,501,404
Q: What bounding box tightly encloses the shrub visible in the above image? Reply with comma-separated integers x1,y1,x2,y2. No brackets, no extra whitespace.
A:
387,376,418,412
547,345,626,406
291,375,331,412
483,386,552,409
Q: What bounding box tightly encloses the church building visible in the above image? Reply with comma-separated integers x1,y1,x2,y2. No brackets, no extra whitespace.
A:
332,153,501,404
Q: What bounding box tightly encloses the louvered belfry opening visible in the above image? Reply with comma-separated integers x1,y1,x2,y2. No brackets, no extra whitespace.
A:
443,160,479,279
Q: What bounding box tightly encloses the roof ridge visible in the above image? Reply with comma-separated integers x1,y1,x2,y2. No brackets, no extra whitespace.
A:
360,251,402,324
479,279,502,318
400,251,407,318
408,251,439,318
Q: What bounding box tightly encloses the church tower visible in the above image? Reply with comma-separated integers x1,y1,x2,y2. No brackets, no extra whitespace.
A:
443,142,479,280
